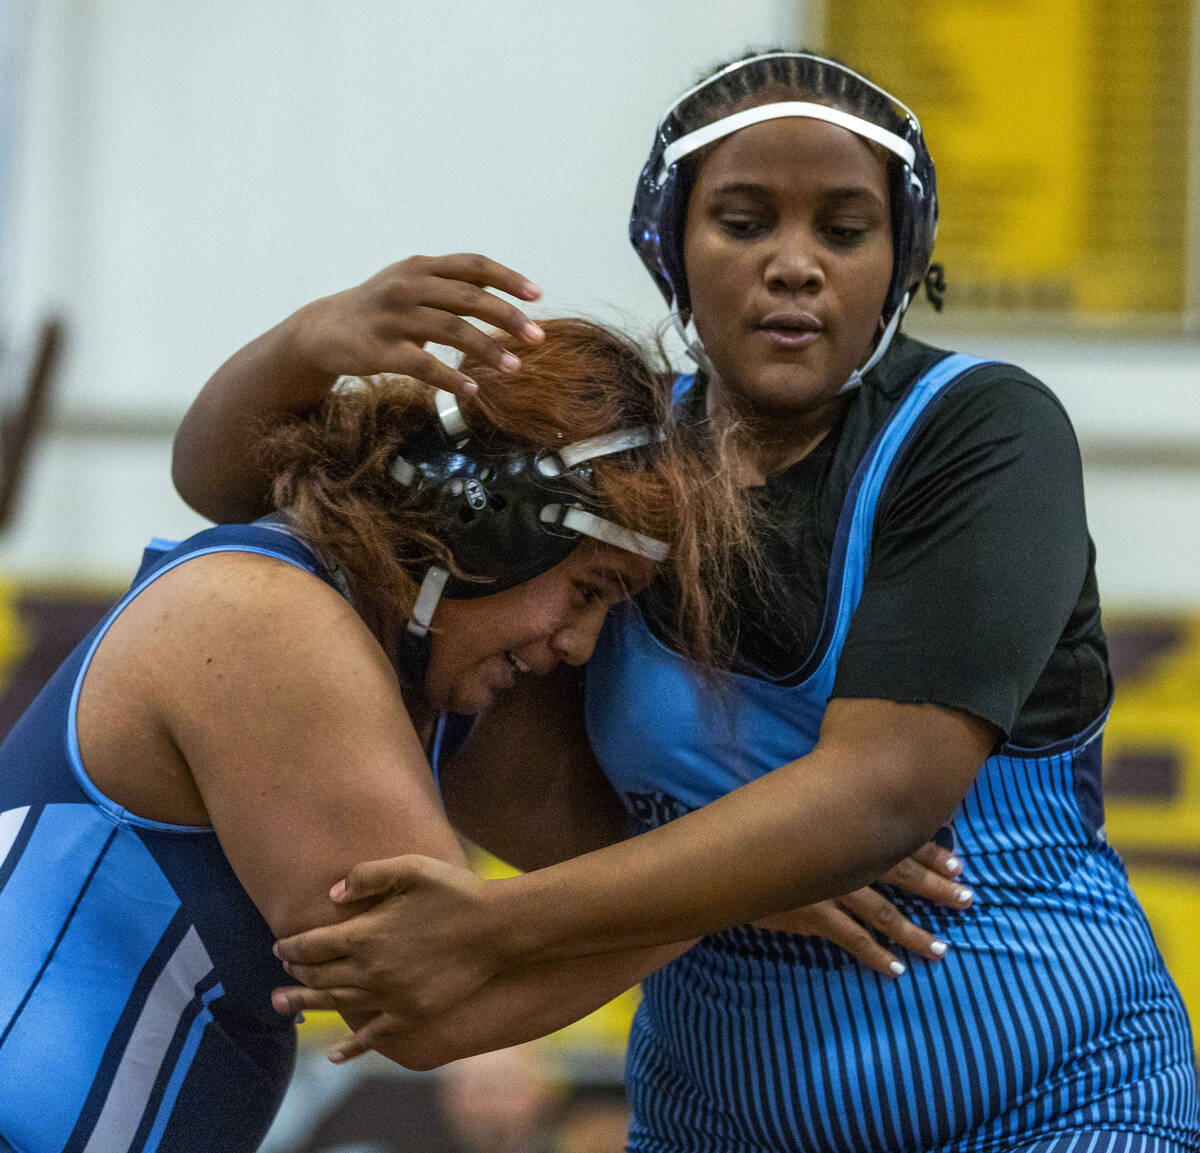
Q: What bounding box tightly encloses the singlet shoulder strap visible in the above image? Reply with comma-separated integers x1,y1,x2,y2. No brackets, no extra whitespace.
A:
133,521,333,587
800,352,997,690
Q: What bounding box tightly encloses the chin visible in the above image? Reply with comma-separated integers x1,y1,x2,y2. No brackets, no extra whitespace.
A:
729,370,838,414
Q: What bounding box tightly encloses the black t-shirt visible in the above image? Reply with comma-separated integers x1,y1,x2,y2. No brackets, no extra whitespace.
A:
643,334,1111,748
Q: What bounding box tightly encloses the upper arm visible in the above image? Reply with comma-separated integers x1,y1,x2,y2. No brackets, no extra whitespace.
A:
172,322,331,523
835,374,1090,736
438,666,625,871
143,552,465,939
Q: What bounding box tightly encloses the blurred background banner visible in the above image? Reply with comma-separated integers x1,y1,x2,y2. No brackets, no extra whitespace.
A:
825,0,1197,324
0,3,1196,1150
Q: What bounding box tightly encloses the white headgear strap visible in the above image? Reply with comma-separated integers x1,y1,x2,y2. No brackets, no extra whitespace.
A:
659,101,917,183
838,294,908,393
535,426,665,476
406,564,450,636
534,426,670,562
539,505,669,563
435,389,468,437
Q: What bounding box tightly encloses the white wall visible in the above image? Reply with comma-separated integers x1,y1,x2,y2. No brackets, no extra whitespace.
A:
1,0,799,578
2,0,1198,609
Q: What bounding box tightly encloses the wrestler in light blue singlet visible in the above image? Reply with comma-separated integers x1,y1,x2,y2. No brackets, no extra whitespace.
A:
586,354,1199,1153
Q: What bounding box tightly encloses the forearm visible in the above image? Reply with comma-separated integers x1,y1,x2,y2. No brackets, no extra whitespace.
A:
441,670,626,872
491,700,989,964
500,752,917,961
370,940,690,1070
172,312,334,522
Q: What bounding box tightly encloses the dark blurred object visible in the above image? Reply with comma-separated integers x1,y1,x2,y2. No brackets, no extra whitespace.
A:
282,1047,558,1153
288,1073,464,1153
0,590,113,739
0,315,62,530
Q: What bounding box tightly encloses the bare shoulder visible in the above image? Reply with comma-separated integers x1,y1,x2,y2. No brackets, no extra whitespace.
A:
78,548,393,826
82,545,463,937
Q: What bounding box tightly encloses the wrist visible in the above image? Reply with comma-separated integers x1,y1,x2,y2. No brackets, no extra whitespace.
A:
485,873,558,966
273,306,340,395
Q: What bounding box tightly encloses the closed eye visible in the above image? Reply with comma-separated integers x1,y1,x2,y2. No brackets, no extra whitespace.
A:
824,224,869,245
572,582,605,608
719,215,770,239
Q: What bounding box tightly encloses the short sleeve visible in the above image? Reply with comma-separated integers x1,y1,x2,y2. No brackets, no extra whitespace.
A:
831,371,1091,736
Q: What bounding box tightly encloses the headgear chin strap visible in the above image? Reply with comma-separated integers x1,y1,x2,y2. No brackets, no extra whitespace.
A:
391,391,669,638
631,51,938,393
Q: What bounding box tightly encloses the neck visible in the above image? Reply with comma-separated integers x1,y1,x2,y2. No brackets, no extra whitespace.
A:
707,386,849,485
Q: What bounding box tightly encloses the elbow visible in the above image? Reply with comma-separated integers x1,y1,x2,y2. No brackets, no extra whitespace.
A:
170,422,218,521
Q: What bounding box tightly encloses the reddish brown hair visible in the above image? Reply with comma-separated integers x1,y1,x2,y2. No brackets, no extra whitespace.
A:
262,318,757,665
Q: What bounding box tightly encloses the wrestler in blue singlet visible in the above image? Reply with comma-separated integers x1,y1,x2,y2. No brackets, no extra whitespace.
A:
0,524,329,1153
587,353,1199,1153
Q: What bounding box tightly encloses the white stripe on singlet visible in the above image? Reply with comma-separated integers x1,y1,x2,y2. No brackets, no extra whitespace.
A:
82,926,215,1153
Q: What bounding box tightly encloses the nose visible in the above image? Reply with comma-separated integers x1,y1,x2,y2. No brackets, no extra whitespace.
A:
548,604,609,667
763,223,824,295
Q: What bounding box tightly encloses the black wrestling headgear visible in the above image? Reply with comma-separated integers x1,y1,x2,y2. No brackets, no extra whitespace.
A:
392,390,668,638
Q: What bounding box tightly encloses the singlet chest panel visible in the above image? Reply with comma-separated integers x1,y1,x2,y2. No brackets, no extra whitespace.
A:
588,352,996,818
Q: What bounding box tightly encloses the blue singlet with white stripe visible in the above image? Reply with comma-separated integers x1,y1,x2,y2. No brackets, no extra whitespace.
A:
0,523,334,1153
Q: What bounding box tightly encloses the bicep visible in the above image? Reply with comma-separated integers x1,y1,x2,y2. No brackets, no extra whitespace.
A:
153,555,465,939
438,666,625,871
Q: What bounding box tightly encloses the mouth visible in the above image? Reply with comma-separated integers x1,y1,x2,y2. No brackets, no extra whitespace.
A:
504,651,532,674
754,312,822,349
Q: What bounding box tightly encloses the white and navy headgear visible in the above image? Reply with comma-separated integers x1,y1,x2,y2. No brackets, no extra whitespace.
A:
630,51,938,390
392,390,668,638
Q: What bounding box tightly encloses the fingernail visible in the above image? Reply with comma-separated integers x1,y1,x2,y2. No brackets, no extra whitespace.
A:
956,887,974,904
930,940,949,957
523,322,544,342
272,942,281,958
521,280,542,299
500,352,521,372
327,1048,346,1064
459,377,478,393
889,960,906,976
945,856,962,874
330,879,346,901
